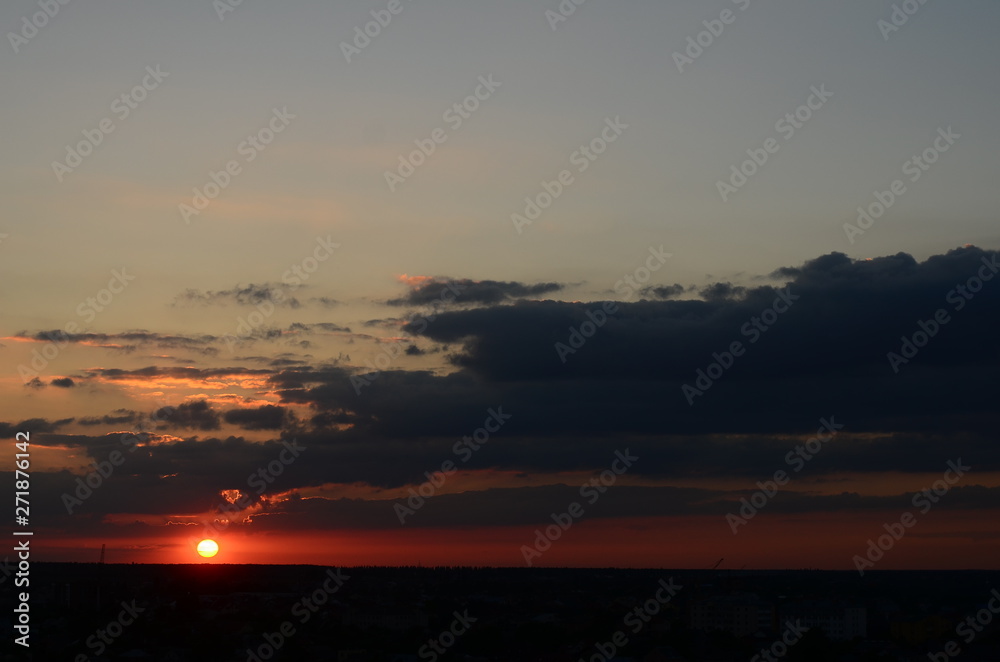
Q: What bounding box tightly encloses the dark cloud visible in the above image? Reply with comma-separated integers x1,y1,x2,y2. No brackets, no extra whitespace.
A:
15,421,1000,531
14,246,1000,535
14,330,220,356
0,418,74,437
56,357,995,491
78,409,140,426
225,324,371,348
286,322,352,334
771,265,801,279
308,296,341,308
173,283,302,308
268,357,308,367
309,409,365,429
362,317,405,330
408,247,999,385
50,377,75,388
640,283,687,299
15,416,988,498
173,286,341,310
245,483,1000,531
20,465,1000,537
387,277,563,307
85,366,271,381
223,405,287,430
382,246,1000,438
8,435,304,524
155,400,220,431
26,430,150,451
698,281,747,301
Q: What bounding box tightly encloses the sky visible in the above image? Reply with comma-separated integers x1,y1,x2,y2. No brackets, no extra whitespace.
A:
1,0,999,568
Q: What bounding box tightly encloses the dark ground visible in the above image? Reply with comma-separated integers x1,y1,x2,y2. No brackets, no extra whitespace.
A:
3,564,999,661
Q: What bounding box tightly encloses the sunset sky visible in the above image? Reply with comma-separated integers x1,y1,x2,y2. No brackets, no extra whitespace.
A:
2,0,999,568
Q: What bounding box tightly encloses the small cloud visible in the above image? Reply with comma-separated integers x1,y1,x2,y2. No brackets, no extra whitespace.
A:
78,409,139,426
699,282,747,302
173,283,302,308
641,284,687,300
388,277,564,307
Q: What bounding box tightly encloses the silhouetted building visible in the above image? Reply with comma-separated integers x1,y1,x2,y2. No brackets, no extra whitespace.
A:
689,593,773,636
779,600,866,640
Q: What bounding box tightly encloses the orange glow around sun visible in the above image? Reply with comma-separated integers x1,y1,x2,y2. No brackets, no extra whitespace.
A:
196,539,219,558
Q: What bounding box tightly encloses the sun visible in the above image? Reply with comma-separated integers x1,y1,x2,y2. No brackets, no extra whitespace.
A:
196,539,219,558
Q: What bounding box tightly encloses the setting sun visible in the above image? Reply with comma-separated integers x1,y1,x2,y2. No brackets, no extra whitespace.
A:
196,539,219,558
